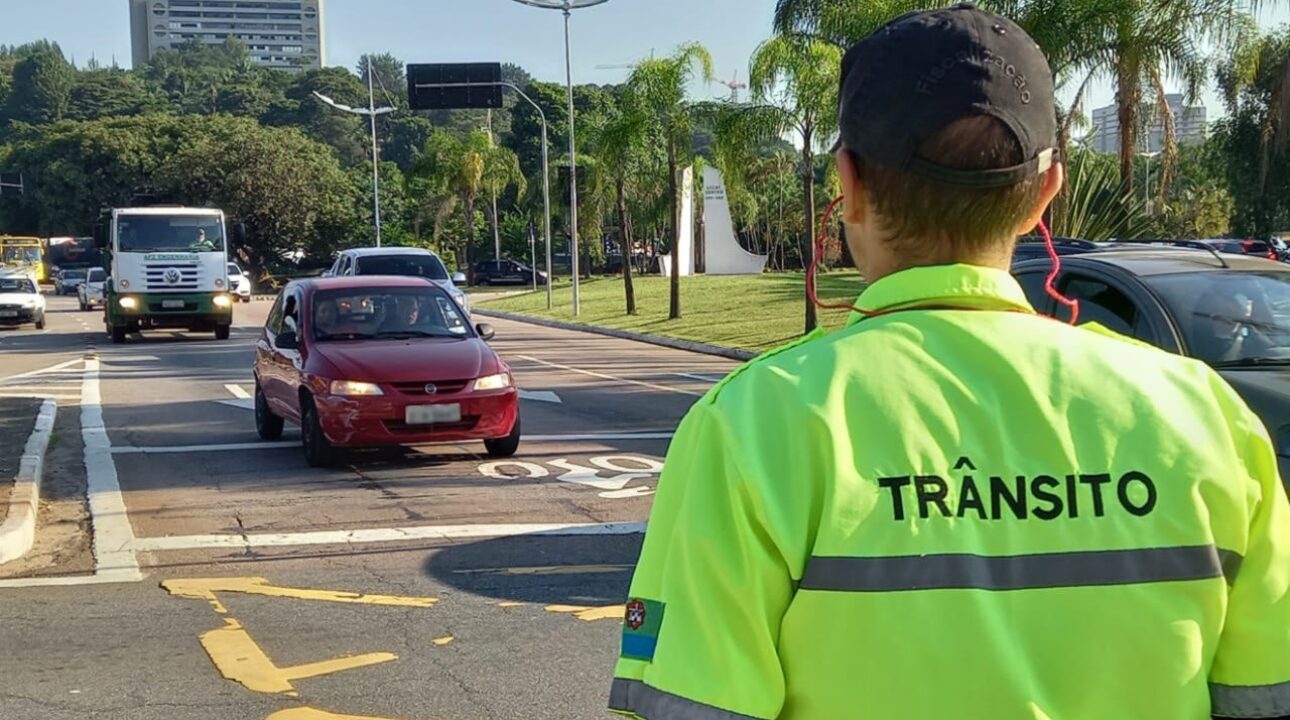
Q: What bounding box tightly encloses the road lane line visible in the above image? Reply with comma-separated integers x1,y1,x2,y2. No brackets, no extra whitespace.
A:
224,383,251,400
163,577,439,609
673,372,727,383
0,358,82,382
134,521,647,552
82,356,142,580
110,432,674,454
514,355,704,397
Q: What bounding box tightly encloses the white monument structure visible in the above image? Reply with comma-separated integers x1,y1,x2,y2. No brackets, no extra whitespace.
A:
660,165,767,277
701,165,768,275
658,167,695,277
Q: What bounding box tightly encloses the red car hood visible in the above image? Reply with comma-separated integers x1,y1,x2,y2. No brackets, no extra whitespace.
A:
312,338,497,383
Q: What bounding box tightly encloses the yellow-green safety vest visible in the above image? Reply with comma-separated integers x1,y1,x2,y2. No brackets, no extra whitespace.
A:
610,263,1290,720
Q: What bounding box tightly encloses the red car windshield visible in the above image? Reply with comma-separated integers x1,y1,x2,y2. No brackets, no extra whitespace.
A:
312,288,469,341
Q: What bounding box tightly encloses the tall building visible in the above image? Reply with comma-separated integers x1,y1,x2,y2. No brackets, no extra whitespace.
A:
1089,94,1207,154
130,0,325,73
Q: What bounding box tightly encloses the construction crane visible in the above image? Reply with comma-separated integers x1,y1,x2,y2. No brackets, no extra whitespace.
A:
719,70,748,103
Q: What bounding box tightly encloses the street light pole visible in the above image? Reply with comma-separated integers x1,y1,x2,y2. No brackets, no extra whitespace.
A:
510,0,609,317
407,78,555,310
367,56,383,247
314,69,395,249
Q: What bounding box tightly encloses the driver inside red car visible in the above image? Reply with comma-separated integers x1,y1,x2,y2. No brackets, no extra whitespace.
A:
314,298,365,338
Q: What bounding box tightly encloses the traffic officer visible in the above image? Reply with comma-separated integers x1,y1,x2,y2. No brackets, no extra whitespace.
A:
609,4,1290,719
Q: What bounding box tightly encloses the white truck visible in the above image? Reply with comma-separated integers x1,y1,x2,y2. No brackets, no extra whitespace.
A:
95,207,245,344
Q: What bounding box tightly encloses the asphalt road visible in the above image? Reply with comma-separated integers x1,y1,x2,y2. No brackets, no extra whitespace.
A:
0,291,739,720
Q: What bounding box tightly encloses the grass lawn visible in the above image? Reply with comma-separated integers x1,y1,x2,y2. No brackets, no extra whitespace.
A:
476,272,867,353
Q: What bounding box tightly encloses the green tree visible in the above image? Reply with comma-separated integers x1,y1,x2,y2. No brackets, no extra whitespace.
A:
412,128,525,269
4,43,74,127
358,52,406,106
154,116,361,274
590,98,651,314
745,35,840,332
627,43,714,320
66,69,156,121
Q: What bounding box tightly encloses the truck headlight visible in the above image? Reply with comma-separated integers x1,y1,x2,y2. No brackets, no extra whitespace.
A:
119,297,138,310
213,294,233,308
473,373,512,391
329,380,383,397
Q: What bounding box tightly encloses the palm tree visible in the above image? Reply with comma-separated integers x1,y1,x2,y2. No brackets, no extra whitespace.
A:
590,101,649,315
412,129,525,270
711,35,840,333
627,43,715,321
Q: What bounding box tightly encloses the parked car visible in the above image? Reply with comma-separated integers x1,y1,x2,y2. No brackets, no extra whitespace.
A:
78,267,107,311
1206,239,1280,261
252,276,520,467
1011,237,1103,264
471,259,548,286
1013,248,1290,482
323,247,471,315
227,262,252,302
0,271,46,329
55,268,88,296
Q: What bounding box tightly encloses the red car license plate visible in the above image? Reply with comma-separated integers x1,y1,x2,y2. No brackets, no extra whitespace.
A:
405,404,462,425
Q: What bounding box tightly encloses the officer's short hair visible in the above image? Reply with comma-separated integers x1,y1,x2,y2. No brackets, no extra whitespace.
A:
854,115,1046,258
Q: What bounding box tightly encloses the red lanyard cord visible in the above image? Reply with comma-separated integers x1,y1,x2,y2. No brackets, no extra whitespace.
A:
806,195,1080,325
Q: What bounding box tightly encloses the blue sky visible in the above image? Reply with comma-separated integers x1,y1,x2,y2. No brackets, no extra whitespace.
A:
1,1,1288,113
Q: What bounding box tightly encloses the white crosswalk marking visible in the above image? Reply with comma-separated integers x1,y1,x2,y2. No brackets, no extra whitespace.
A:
0,358,88,405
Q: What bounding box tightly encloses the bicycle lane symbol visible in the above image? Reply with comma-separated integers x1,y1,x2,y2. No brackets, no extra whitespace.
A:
477,455,663,498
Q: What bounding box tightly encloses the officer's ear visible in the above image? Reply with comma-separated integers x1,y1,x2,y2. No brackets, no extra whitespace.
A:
1015,162,1065,236
835,148,868,227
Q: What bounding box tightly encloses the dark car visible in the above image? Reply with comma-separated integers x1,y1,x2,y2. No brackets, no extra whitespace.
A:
1013,248,1290,482
1011,237,1102,263
252,276,520,467
1207,239,1280,262
471,259,547,286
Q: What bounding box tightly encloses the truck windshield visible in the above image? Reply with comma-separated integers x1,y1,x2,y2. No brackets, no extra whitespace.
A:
118,216,224,253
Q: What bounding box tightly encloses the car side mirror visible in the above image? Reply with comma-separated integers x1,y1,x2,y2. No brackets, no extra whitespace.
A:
452,272,467,286
232,223,247,247
275,330,299,350
475,323,495,341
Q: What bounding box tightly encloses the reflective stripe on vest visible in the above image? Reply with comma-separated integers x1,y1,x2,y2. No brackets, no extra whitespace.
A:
610,678,766,720
1211,680,1290,718
799,545,1242,593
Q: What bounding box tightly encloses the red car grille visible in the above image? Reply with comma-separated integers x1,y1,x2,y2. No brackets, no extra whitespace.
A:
382,417,480,434
391,380,471,396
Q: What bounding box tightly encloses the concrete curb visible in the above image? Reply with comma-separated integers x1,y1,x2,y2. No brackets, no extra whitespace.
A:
0,398,57,566
474,309,759,362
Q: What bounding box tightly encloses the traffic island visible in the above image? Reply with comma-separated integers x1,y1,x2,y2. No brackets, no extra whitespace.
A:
0,397,57,565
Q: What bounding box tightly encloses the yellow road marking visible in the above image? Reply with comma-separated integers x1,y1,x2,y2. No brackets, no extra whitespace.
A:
454,564,632,576
162,577,438,611
267,708,404,720
199,618,397,695
432,636,454,646
544,604,625,622
497,601,526,608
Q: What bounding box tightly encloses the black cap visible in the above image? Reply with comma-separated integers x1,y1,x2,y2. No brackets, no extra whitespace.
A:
835,2,1057,188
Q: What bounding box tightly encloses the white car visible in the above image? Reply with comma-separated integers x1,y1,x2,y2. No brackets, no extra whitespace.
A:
0,271,46,329
323,247,471,315
227,262,252,302
78,267,107,311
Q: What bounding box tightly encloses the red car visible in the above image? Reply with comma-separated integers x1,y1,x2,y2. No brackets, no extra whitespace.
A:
253,277,520,467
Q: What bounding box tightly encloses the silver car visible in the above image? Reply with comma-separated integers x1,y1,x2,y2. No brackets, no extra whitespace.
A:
78,268,107,311
323,247,471,315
